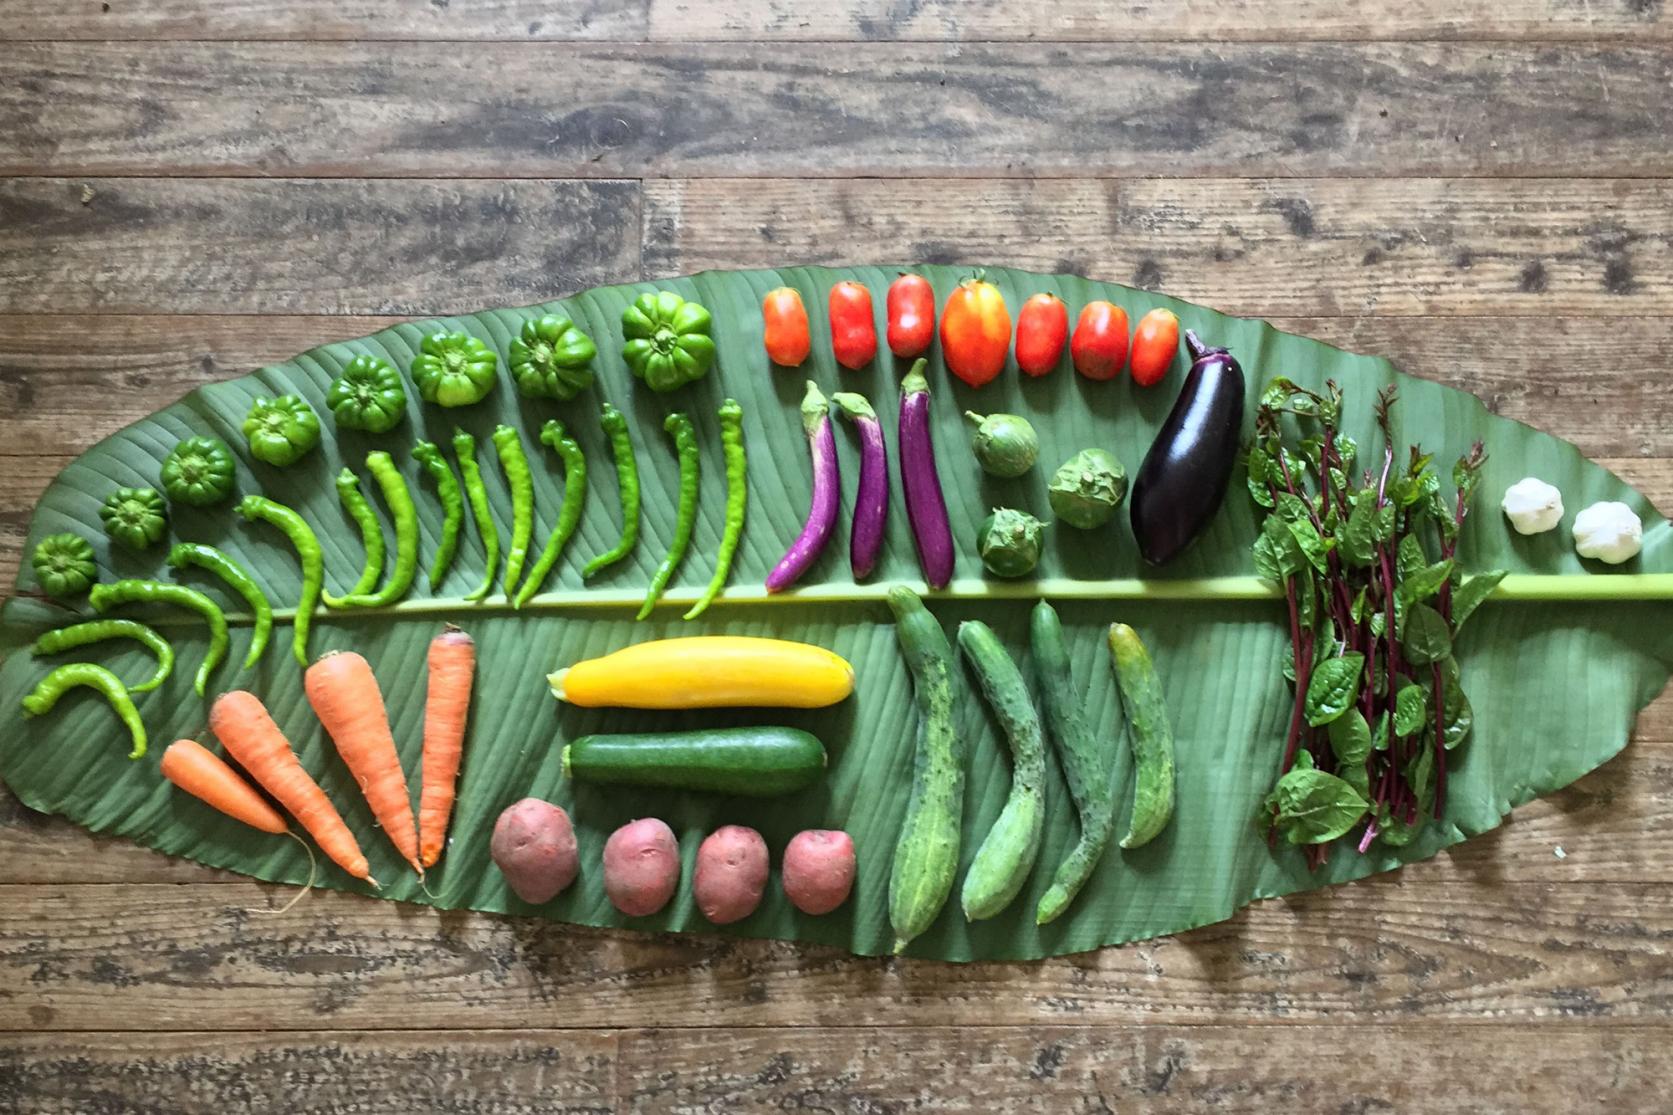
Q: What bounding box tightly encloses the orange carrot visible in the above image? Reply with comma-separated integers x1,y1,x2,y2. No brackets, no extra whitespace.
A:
419,625,476,868
209,690,374,883
305,650,421,875
160,739,288,834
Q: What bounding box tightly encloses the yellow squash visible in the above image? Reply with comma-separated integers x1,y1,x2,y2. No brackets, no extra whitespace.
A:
548,636,855,709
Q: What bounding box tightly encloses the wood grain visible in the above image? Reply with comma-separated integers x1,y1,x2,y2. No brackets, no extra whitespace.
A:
3,43,1670,177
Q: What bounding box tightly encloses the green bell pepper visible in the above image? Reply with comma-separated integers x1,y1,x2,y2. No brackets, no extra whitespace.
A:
100,487,168,550
621,290,716,392
243,395,322,467
32,532,97,597
326,354,408,433
509,314,597,401
160,435,237,507
411,331,498,407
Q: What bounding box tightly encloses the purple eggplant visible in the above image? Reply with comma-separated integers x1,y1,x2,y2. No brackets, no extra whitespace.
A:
766,381,841,593
831,391,889,580
1129,330,1247,565
899,358,954,589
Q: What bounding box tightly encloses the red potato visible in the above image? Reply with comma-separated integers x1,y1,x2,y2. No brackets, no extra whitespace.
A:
490,798,578,904
781,829,856,915
694,825,770,925
603,817,681,916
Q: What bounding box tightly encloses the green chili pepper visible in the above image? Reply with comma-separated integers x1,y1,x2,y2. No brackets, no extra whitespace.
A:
621,290,716,392
90,579,229,698
513,420,588,609
243,395,322,467
491,425,535,599
160,436,237,508
684,399,747,621
582,403,641,579
31,532,97,597
454,431,501,604
335,452,420,608
637,412,700,621
322,467,386,607
99,487,168,551
412,331,498,408
509,313,597,401
412,440,464,591
326,354,408,433
236,494,323,666
20,662,148,760
32,619,174,694
167,543,272,670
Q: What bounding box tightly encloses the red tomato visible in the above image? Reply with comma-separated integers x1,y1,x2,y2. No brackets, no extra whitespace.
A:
762,287,811,367
828,280,877,370
1129,308,1181,387
1014,292,1069,377
940,278,1012,388
886,273,936,358
1070,301,1130,381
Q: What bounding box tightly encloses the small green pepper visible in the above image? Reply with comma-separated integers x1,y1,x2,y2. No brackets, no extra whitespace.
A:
160,436,237,507
31,532,97,597
326,354,408,433
33,619,175,694
243,395,322,467
509,314,597,401
412,440,463,591
621,290,716,392
21,662,148,760
90,579,229,697
99,487,168,550
412,331,498,407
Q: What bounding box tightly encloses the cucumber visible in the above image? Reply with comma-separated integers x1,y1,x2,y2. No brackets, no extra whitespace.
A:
956,619,1047,922
563,727,825,797
1031,601,1123,925
885,585,965,953
1107,623,1175,848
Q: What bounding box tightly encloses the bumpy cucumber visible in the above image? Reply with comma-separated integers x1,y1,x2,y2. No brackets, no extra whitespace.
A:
957,619,1047,922
1107,623,1175,848
1031,601,1123,924
563,727,825,797
886,585,965,953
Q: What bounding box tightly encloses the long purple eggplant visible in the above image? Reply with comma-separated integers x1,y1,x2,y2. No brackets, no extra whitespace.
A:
899,358,954,589
1129,330,1247,565
766,381,841,593
831,391,889,580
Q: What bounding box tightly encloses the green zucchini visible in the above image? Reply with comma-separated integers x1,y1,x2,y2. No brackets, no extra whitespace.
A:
1107,622,1175,848
957,619,1047,922
886,585,965,953
563,727,825,797
1031,601,1123,925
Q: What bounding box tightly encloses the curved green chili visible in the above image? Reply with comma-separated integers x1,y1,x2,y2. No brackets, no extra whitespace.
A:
21,662,148,759
32,619,174,694
454,430,500,603
89,579,229,697
412,440,463,591
513,419,588,609
322,467,386,608
336,451,419,608
167,542,273,670
684,398,747,621
236,494,323,667
582,403,641,579
637,412,700,621
491,424,534,600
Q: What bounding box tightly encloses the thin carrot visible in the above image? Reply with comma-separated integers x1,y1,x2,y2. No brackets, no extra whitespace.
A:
419,625,476,868
160,739,287,834
305,650,421,876
209,690,375,884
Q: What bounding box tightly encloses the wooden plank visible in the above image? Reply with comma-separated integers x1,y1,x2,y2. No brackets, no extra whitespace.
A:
4,879,1672,1030
0,179,642,315
3,43,1671,177
645,178,1673,317
0,1029,620,1114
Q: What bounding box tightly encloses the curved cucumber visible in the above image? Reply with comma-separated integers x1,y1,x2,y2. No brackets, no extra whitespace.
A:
563,727,825,797
1108,623,1176,848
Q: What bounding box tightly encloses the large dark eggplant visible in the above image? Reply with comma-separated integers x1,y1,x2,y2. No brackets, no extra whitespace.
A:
1129,330,1246,564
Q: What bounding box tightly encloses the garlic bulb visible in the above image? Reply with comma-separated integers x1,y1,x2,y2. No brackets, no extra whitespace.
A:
1572,501,1643,565
1500,477,1564,535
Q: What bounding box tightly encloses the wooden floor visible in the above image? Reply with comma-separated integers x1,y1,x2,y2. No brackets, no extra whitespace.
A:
3,2,1672,1111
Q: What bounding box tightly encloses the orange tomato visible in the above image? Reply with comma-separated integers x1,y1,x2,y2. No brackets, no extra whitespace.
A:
762,287,811,367
886,273,936,358
939,278,1012,388
828,280,877,370
1014,292,1069,377
1070,301,1129,381
1129,308,1180,387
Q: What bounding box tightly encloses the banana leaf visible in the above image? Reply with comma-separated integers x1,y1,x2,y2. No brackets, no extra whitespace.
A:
2,264,1669,963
